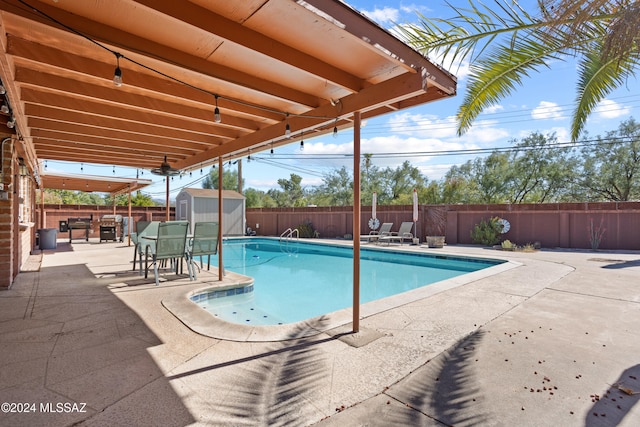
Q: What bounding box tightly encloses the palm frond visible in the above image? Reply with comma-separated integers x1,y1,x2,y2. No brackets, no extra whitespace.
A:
398,0,545,67
571,44,640,140
457,28,582,135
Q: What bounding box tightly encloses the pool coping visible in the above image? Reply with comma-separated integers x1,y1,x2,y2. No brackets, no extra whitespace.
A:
162,240,521,342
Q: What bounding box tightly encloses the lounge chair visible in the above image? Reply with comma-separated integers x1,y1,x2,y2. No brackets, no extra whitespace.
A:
143,221,190,286
362,222,393,244
378,221,414,245
187,221,219,280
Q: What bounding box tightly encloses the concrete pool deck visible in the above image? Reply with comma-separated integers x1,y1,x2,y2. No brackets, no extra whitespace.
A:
1,238,639,426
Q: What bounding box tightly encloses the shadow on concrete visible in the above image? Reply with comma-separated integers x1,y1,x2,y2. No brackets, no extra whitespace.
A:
377,330,489,426
168,316,339,424
585,364,640,425
0,263,195,426
429,330,489,426
600,259,640,269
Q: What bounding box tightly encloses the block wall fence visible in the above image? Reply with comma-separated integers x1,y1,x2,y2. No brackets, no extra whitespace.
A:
37,201,640,250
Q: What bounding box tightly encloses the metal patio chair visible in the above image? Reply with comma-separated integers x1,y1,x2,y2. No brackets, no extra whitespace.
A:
132,221,159,272
143,221,190,286
187,221,219,280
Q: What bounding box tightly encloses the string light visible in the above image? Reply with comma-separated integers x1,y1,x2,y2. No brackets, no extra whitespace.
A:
213,95,221,123
6,116,15,128
333,118,338,138
270,142,274,156
285,113,291,138
113,53,123,87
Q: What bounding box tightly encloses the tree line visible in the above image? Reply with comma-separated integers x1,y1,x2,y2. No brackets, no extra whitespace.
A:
206,117,640,208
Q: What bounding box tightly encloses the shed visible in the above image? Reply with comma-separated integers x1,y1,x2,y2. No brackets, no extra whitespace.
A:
175,188,246,236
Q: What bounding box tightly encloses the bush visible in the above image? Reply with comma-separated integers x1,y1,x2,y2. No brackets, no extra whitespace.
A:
471,217,502,246
295,221,316,238
501,239,515,249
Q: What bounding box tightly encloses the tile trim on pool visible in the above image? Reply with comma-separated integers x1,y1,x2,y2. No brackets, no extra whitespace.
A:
190,283,254,303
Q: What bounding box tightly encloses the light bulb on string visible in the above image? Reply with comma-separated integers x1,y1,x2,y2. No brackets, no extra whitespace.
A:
285,113,291,138
333,118,338,138
214,95,221,123
113,53,123,87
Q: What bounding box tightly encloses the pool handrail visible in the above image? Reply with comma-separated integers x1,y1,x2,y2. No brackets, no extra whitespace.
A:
279,227,299,242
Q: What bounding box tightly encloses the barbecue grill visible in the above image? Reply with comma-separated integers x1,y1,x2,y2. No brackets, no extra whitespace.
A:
67,217,92,242
100,214,123,242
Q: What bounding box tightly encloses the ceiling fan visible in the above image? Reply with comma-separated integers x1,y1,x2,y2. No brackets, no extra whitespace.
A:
150,155,181,176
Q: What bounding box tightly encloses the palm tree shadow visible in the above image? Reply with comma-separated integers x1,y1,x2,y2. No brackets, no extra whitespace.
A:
171,316,337,426
585,364,640,425
429,330,490,426
385,330,490,426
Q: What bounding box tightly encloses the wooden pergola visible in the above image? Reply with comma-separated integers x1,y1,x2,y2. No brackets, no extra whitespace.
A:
0,0,456,331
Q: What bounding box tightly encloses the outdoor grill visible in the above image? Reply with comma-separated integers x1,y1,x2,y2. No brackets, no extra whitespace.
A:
99,214,123,242
67,216,92,242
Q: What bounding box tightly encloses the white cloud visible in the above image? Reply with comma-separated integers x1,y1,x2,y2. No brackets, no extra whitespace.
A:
594,99,631,119
387,112,458,139
361,7,399,24
483,104,504,114
531,101,565,120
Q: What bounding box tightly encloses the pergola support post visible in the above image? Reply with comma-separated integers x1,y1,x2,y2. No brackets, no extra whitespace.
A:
218,157,224,282
352,111,361,333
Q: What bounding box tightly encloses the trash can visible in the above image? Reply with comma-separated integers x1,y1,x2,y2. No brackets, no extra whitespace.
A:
38,228,58,250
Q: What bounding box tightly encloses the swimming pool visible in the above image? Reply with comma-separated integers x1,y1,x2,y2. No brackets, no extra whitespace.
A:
190,238,504,326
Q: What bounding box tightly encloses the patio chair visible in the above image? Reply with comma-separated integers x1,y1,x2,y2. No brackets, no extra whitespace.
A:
143,221,190,286
362,222,393,244
379,221,414,245
132,221,158,272
187,221,219,280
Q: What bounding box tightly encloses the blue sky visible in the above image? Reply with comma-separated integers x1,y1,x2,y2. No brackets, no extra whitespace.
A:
46,0,640,200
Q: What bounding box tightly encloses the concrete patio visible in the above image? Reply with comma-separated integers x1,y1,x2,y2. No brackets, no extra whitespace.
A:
1,238,639,426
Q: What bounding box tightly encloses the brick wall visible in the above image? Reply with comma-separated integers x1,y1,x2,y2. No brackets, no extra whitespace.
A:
0,138,15,288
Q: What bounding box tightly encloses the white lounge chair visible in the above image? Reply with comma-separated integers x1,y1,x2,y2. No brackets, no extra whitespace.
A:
379,221,414,245
362,222,393,243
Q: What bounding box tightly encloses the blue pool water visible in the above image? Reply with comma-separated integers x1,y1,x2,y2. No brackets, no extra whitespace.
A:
191,238,502,326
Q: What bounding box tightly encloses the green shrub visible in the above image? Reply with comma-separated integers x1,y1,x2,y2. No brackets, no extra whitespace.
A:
501,239,515,249
295,221,316,238
471,217,502,246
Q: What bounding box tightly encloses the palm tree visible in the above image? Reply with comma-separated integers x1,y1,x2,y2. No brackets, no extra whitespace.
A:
399,0,639,141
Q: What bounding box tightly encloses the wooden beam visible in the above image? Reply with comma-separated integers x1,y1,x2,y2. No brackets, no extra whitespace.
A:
0,0,322,108
176,68,430,168
134,0,363,93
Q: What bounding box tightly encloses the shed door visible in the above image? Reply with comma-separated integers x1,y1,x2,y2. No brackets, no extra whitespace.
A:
178,200,188,220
